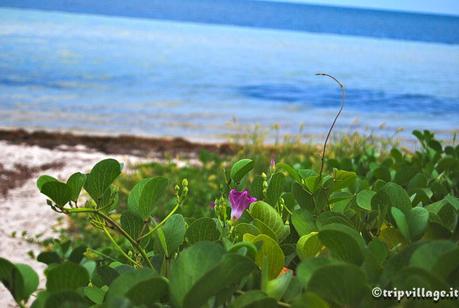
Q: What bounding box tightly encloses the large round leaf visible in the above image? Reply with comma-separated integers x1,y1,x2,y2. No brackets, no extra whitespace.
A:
296,232,322,260
169,242,225,307
249,201,289,242
105,268,167,306
156,214,186,257
46,262,89,292
40,181,72,208
128,176,168,219
318,223,366,265
243,234,285,280
185,217,220,244
184,254,256,308
84,159,122,201
307,264,368,306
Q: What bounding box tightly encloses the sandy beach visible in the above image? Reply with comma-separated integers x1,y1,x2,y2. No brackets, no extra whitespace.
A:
0,129,229,306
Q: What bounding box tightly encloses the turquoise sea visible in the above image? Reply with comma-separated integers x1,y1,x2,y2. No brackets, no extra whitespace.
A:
0,1,458,141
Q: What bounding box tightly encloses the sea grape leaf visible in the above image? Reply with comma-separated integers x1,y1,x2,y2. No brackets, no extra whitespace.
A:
157,214,186,257
291,209,317,236
46,262,89,292
84,159,122,201
66,172,87,202
44,290,88,308
276,162,302,183
37,175,58,191
37,251,61,265
410,240,459,280
249,201,289,242
266,172,285,206
356,189,375,211
296,257,337,288
169,242,225,307
292,182,314,211
40,181,72,207
185,217,220,244
332,169,357,191
120,210,144,240
243,234,285,280
372,182,412,215
105,268,164,305
291,292,329,308
231,159,254,183
391,206,429,242
307,264,368,306
232,223,260,241
296,232,322,260
128,176,168,219
265,270,293,300
16,264,39,301
318,223,366,265
0,258,24,302
230,290,278,308
83,286,106,305
184,254,256,308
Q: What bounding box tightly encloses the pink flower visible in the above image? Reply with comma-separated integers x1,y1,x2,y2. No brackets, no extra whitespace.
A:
229,189,257,220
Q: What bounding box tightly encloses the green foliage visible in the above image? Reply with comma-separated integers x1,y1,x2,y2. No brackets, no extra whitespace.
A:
2,130,459,307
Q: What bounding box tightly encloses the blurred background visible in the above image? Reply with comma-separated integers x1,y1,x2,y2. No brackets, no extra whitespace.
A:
0,0,458,142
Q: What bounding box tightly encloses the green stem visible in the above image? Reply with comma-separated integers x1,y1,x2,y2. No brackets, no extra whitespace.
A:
137,201,180,241
102,226,140,266
66,207,153,269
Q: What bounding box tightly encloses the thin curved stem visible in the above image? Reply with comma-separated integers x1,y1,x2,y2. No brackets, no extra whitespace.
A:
66,207,153,268
102,226,140,266
137,201,180,241
315,73,345,179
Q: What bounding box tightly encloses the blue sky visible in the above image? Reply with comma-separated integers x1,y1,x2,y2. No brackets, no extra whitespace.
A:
269,0,459,16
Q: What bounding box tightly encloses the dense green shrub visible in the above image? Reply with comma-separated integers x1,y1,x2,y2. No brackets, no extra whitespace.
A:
1,130,458,307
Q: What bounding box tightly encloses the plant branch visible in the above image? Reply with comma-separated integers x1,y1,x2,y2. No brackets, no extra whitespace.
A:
315,73,345,179
137,201,180,241
65,207,153,268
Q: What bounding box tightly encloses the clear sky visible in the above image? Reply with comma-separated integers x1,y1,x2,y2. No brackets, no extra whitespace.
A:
268,0,459,16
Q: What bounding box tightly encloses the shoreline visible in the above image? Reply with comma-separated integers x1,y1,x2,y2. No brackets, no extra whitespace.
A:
0,127,235,158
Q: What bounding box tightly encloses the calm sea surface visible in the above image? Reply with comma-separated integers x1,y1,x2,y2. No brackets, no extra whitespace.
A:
0,1,458,141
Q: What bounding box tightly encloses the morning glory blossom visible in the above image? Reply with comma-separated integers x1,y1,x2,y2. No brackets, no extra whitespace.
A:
229,189,256,220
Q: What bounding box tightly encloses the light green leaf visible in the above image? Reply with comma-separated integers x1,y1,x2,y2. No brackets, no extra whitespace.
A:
84,159,122,201
157,214,186,257
66,172,87,202
356,190,375,211
249,201,289,242
243,234,285,280
169,242,225,307
265,270,292,300
128,176,168,219
231,159,254,183
296,232,322,260
37,175,57,191
16,264,39,301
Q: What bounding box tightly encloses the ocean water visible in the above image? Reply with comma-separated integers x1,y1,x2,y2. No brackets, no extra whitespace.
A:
0,3,458,141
